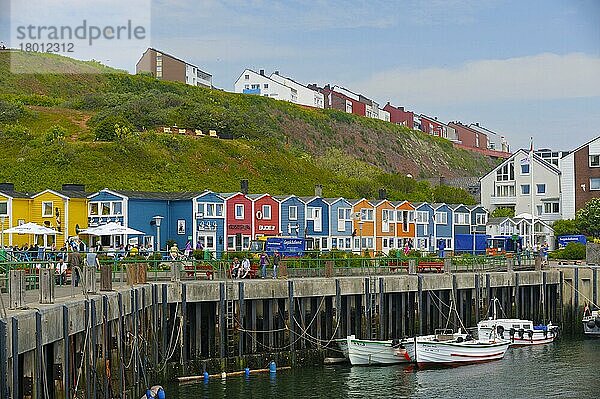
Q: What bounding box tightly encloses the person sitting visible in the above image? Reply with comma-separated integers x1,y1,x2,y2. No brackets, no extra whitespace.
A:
230,257,241,279
240,257,251,279
55,255,68,285
169,243,179,260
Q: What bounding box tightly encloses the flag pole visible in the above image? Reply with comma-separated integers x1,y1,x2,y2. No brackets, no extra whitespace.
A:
530,137,535,251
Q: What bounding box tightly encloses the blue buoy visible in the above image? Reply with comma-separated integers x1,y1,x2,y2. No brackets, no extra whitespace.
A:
157,388,166,399
203,371,209,382
269,361,276,374
146,389,152,399
245,367,250,377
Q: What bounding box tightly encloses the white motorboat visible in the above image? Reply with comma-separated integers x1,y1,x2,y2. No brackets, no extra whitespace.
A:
583,309,600,337
346,335,415,365
335,338,349,359
413,328,510,367
478,298,559,346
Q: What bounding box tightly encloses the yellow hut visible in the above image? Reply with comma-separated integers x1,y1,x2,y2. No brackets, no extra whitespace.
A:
0,183,32,248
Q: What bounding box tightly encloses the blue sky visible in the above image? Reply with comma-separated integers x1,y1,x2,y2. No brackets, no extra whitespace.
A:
1,0,599,151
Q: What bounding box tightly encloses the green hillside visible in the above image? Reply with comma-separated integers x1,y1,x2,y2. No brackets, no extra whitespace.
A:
0,50,495,203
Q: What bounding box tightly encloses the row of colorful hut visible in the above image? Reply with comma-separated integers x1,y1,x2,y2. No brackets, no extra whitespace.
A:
0,183,489,257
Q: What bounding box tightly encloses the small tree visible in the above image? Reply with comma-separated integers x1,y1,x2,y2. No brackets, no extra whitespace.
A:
94,116,133,141
552,219,579,237
490,207,515,218
576,198,600,238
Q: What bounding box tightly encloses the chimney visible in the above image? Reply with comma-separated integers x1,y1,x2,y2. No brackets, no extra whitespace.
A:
399,107,404,111
259,69,265,76
240,179,249,195
476,122,480,127
314,185,323,197
62,183,85,192
0,183,15,191
274,70,279,75
378,188,387,200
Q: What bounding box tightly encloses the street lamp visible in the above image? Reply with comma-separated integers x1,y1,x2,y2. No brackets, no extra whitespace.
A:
358,221,364,256
152,216,164,252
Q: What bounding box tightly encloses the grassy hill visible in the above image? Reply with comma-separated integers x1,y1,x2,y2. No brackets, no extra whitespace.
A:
0,50,496,203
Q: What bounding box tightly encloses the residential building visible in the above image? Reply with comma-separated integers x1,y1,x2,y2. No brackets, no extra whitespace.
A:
418,114,444,137
487,216,554,250
448,122,489,150
269,72,325,108
480,149,562,222
382,103,414,129
193,191,225,257
536,148,570,167
310,85,366,116
136,48,212,88
560,136,600,219
0,183,31,247
378,108,390,122
248,194,281,238
275,195,306,238
469,123,510,153
324,198,354,251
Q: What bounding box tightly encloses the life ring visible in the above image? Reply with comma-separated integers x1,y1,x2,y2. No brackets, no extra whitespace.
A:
587,320,597,329
256,211,263,220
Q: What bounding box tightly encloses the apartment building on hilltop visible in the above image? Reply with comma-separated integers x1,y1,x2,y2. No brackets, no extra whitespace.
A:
136,48,212,88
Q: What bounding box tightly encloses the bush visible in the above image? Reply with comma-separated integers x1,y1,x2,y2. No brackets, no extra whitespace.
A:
549,242,586,260
93,116,134,141
45,125,66,143
0,100,28,123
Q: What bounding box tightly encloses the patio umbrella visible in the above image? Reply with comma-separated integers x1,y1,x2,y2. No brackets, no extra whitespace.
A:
4,222,61,235
80,222,145,236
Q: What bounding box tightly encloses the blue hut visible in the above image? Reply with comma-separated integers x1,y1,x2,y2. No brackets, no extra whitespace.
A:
433,203,454,253
274,195,306,238
324,197,354,251
413,202,435,253
299,196,330,251
192,191,225,258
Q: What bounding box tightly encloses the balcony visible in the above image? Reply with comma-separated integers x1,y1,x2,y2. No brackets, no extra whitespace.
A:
243,88,261,95
489,196,516,206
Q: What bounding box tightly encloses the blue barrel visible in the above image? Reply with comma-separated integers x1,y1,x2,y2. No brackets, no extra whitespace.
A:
269,361,276,373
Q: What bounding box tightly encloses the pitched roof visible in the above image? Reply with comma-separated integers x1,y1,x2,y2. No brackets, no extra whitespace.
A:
144,47,211,77
479,149,560,182
0,190,30,199
112,190,199,200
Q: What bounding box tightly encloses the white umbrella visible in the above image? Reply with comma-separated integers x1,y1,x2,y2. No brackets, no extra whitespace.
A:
4,222,61,235
80,222,145,236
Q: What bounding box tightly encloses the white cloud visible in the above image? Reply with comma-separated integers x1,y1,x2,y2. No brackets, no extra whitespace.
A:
353,53,600,106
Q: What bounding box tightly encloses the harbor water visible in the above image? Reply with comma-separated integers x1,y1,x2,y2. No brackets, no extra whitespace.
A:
167,337,600,398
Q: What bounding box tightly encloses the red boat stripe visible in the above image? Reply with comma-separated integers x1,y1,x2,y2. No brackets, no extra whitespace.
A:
450,351,504,358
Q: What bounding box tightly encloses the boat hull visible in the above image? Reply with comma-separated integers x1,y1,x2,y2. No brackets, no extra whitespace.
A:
414,338,510,367
346,336,414,365
478,318,558,346
335,338,349,359
583,312,600,337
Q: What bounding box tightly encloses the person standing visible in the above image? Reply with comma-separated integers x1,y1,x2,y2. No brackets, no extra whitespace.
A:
67,247,83,287
272,250,281,279
259,252,270,279
86,247,100,269
184,239,192,258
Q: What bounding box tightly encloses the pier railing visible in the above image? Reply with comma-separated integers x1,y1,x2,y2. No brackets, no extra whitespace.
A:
0,249,538,292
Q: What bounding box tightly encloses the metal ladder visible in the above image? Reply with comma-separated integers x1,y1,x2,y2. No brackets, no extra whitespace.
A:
225,281,236,356
369,276,378,340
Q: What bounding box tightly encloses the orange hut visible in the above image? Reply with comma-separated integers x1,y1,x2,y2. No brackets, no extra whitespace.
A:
374,199,397,254
350,199,375,255
393,201,416,251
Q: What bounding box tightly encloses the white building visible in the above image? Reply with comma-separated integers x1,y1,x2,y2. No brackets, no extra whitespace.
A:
234,69,324,108
269,72,324,108
378,108,390,122
536,148,570,167
486,216,555,249
480,149,562,223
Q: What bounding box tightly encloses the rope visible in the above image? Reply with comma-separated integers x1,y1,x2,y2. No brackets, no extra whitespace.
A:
563,279,599,310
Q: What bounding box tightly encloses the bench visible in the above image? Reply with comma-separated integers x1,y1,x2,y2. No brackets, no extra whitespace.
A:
184,263,214,279
418,261,444,273
388,260,408,273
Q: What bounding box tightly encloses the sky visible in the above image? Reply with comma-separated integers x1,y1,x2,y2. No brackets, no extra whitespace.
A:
1,0,600,151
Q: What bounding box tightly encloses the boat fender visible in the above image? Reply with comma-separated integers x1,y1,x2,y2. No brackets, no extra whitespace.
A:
587,320,597,329
392,339,400,347
456,336,464,343
518,329,525,339
509,328,515,337
527,330,534,340
543,329,548,338
465,334,473,341
157,388,166,399
146,389,152,399
497,325,505,335
595,317,600,328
